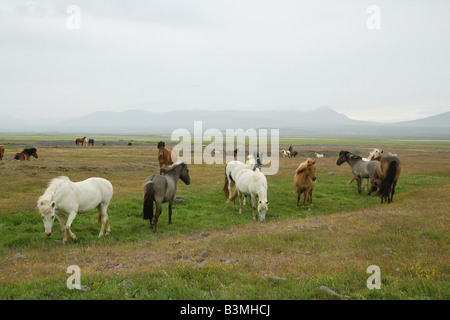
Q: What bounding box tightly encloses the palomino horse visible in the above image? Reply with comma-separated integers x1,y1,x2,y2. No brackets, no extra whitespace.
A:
336,151,379,195
229,168,269,222
14,148,38,161
157,141,175,168
76,137,86,146
374,156,401,204
0,145,5,160
294,158,317,210
143,162,191,233
37,176,113,243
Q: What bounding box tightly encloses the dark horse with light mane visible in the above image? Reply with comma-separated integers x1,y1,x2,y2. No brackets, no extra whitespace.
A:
14,148,38,161
157,141,175,168
142,162,191,233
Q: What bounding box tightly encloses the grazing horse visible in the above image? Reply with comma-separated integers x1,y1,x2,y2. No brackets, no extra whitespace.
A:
229,168,269,222
336,151,379,195
315,153,324,159
37,176,113,243
88,139,94,146
0,145,5,160
76,137,86,146
222,156,258,201
14,148,38,161
294,158,317,210
102,141,107,146
375,156,401,204
290,151,298,158
157,141,175,168
281,150,291,157
143,162,191,232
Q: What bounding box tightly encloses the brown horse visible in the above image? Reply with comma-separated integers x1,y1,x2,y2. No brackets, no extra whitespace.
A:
374,156,401,204
0,145,5,160
14,148,38,161
157,141,174,168
294,158,317,210
88,139,94,146
76,137,86,146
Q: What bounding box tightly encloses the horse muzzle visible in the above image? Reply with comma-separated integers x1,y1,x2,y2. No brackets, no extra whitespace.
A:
45,232,52,236
311,177,317,181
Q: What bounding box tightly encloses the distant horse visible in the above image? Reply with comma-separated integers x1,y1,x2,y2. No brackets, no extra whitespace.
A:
88,139,94,146
375,156,401,204
294,158,317,210
76,137,86,146
143,162,191,232
222,156,258,201
336,151,379,195
290,151,298,158
229,168,269,222
37,176,113,243
102,141,107,146
0,145,5,160
281,150,291,157
158,141,175,168
315,153,324,159
14,148,38,161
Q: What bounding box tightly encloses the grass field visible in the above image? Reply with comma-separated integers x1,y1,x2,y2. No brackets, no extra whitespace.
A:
0,136,449,300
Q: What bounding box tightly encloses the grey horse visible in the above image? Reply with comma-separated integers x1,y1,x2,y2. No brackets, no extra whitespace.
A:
336,151,379,195
143,162,190,232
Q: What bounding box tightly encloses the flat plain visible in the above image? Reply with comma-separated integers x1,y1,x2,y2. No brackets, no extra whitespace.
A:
0,136,448,299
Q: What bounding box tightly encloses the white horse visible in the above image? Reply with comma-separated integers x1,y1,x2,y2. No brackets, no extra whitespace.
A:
37,176,113,243
229,168,269,222
315,153,324,158
281,150,291,157
222,155,257,201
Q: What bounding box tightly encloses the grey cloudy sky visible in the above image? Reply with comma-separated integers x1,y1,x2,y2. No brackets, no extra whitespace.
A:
0,0,449,122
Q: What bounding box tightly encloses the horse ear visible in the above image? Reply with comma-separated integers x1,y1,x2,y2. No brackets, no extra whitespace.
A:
312,160,316,165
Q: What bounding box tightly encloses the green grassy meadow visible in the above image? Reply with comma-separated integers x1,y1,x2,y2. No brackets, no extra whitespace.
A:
0,135,448,300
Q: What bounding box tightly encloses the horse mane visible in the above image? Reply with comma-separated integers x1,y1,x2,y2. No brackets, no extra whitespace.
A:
160,161,185,174
37,176,71,206
295,158,315,174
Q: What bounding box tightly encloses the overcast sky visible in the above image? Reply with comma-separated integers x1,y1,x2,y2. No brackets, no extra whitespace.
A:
0,0,449,122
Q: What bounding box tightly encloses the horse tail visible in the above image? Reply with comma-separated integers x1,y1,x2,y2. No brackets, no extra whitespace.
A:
229,189,238,203
376,160,399,200
143,181,154,221
222,172,230,199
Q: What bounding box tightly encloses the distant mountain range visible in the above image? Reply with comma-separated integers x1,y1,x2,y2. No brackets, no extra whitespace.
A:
1,107,449,138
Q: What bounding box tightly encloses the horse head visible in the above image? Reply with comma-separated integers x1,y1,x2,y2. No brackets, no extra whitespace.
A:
157,141,165,149
296,158,317,181
257,199,269,222
179,163,191,185
336,151,350,166
37,199,56,236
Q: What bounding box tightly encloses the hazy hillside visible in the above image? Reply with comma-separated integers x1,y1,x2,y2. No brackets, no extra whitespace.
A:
1,108,449,138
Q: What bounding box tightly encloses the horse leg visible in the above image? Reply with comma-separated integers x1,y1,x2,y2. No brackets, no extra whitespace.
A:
356,177,362,194
296,189,300,208
65,211,78,242
347,177,355,185
153,202,163,232
56,215,68,243
238,191,244,214
168,200,173,225
98,204,110,237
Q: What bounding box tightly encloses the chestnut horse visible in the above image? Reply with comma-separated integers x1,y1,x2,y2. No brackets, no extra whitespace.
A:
294,158,317,210
76,137,86,146
14,148,38,161
157,141,175,168
0,145,5,160
374,156,401,204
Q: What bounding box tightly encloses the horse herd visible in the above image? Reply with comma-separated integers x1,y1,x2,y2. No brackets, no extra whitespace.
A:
35,142,401,242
